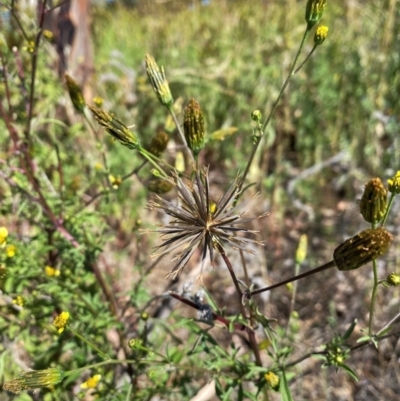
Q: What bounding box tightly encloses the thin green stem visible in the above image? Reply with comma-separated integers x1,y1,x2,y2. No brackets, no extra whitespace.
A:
240,26,310,190
380,192,395,227
68,327,110,361
138,149,169,179
368,259,379,335
294,45,317,74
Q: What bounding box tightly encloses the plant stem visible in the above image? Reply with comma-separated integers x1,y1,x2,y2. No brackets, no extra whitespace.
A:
68,327,110,361
368,259,379,335
380,192,395,227
240,26,310,190
249,260,335,297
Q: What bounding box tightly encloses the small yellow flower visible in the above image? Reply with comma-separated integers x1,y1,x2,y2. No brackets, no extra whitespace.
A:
6,244,16,258
388,171,400,194
314,25,329,45
13,295,24,307
54,311,70,333
24,41,35,53
81,374,101,389
94,162,104,171
45,266,60,277
264,371,280,390
93,96,104,107
109,174,122,189
0,226,8,245
42,30,53,39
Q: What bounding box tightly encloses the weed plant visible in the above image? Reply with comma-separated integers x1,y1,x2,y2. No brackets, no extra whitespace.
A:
1,0,400,400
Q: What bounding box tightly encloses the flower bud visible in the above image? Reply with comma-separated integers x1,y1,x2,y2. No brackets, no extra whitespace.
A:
386,272,400,286
359,178,387,224
88,105,140,150
183,98,205,156
65,74,85,113
3,368,65,394
333,228,393,271
147,178,174,194
295,234,308,264
145,54,173,108
145,131,169,157
251,110,262,121
305,0,327,29
314,25,328,45
388,171,400,194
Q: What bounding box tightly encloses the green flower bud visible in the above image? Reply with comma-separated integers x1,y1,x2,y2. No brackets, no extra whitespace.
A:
88,105,140,150
359,178,387,224
3,368,65,394
145,131,169,157
145,54,173,108
388,171,400,194
147,178,174,194
333,228,393,271
251,110,262,121
386,272,400,286
305,0,327,29
314,25,329,45
65,74,85,113
183,98,205,156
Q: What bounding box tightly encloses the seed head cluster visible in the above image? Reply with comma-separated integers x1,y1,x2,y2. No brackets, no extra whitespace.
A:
148,168,267,279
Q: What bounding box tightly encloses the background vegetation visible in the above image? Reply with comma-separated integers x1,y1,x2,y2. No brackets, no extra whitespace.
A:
0,0,399,400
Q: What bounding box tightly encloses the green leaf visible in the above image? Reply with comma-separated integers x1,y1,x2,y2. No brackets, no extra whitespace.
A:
339,363,359,381
279,370,294,401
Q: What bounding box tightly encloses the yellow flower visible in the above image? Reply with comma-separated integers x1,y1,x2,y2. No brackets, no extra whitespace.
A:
81,374,101,389
42,30,53,39
109,174,122,189
13,295,24,307
6,244,16,258
264,371,280,390
45,266,60,277
93,96,104,107
0,226,8,245
314,25,329,45
53,311,70,333
388,171,400,194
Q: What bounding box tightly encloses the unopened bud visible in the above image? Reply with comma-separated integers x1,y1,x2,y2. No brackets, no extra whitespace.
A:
386,272,400,286
360,178,387,224
333,228,393,271
305,0,327,29
147,178,174,194
65,74,85,113
251,110,262,121
88,105,140,150
145,54,173,108
184,98,205,156
3,368,65,394
146,131,169,157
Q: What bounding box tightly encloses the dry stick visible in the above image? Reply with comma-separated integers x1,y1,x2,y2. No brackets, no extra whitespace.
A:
249,260,336,297
218,248,263,367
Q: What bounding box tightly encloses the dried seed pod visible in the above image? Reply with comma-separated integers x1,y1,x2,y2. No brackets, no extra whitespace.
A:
333,228,392,271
